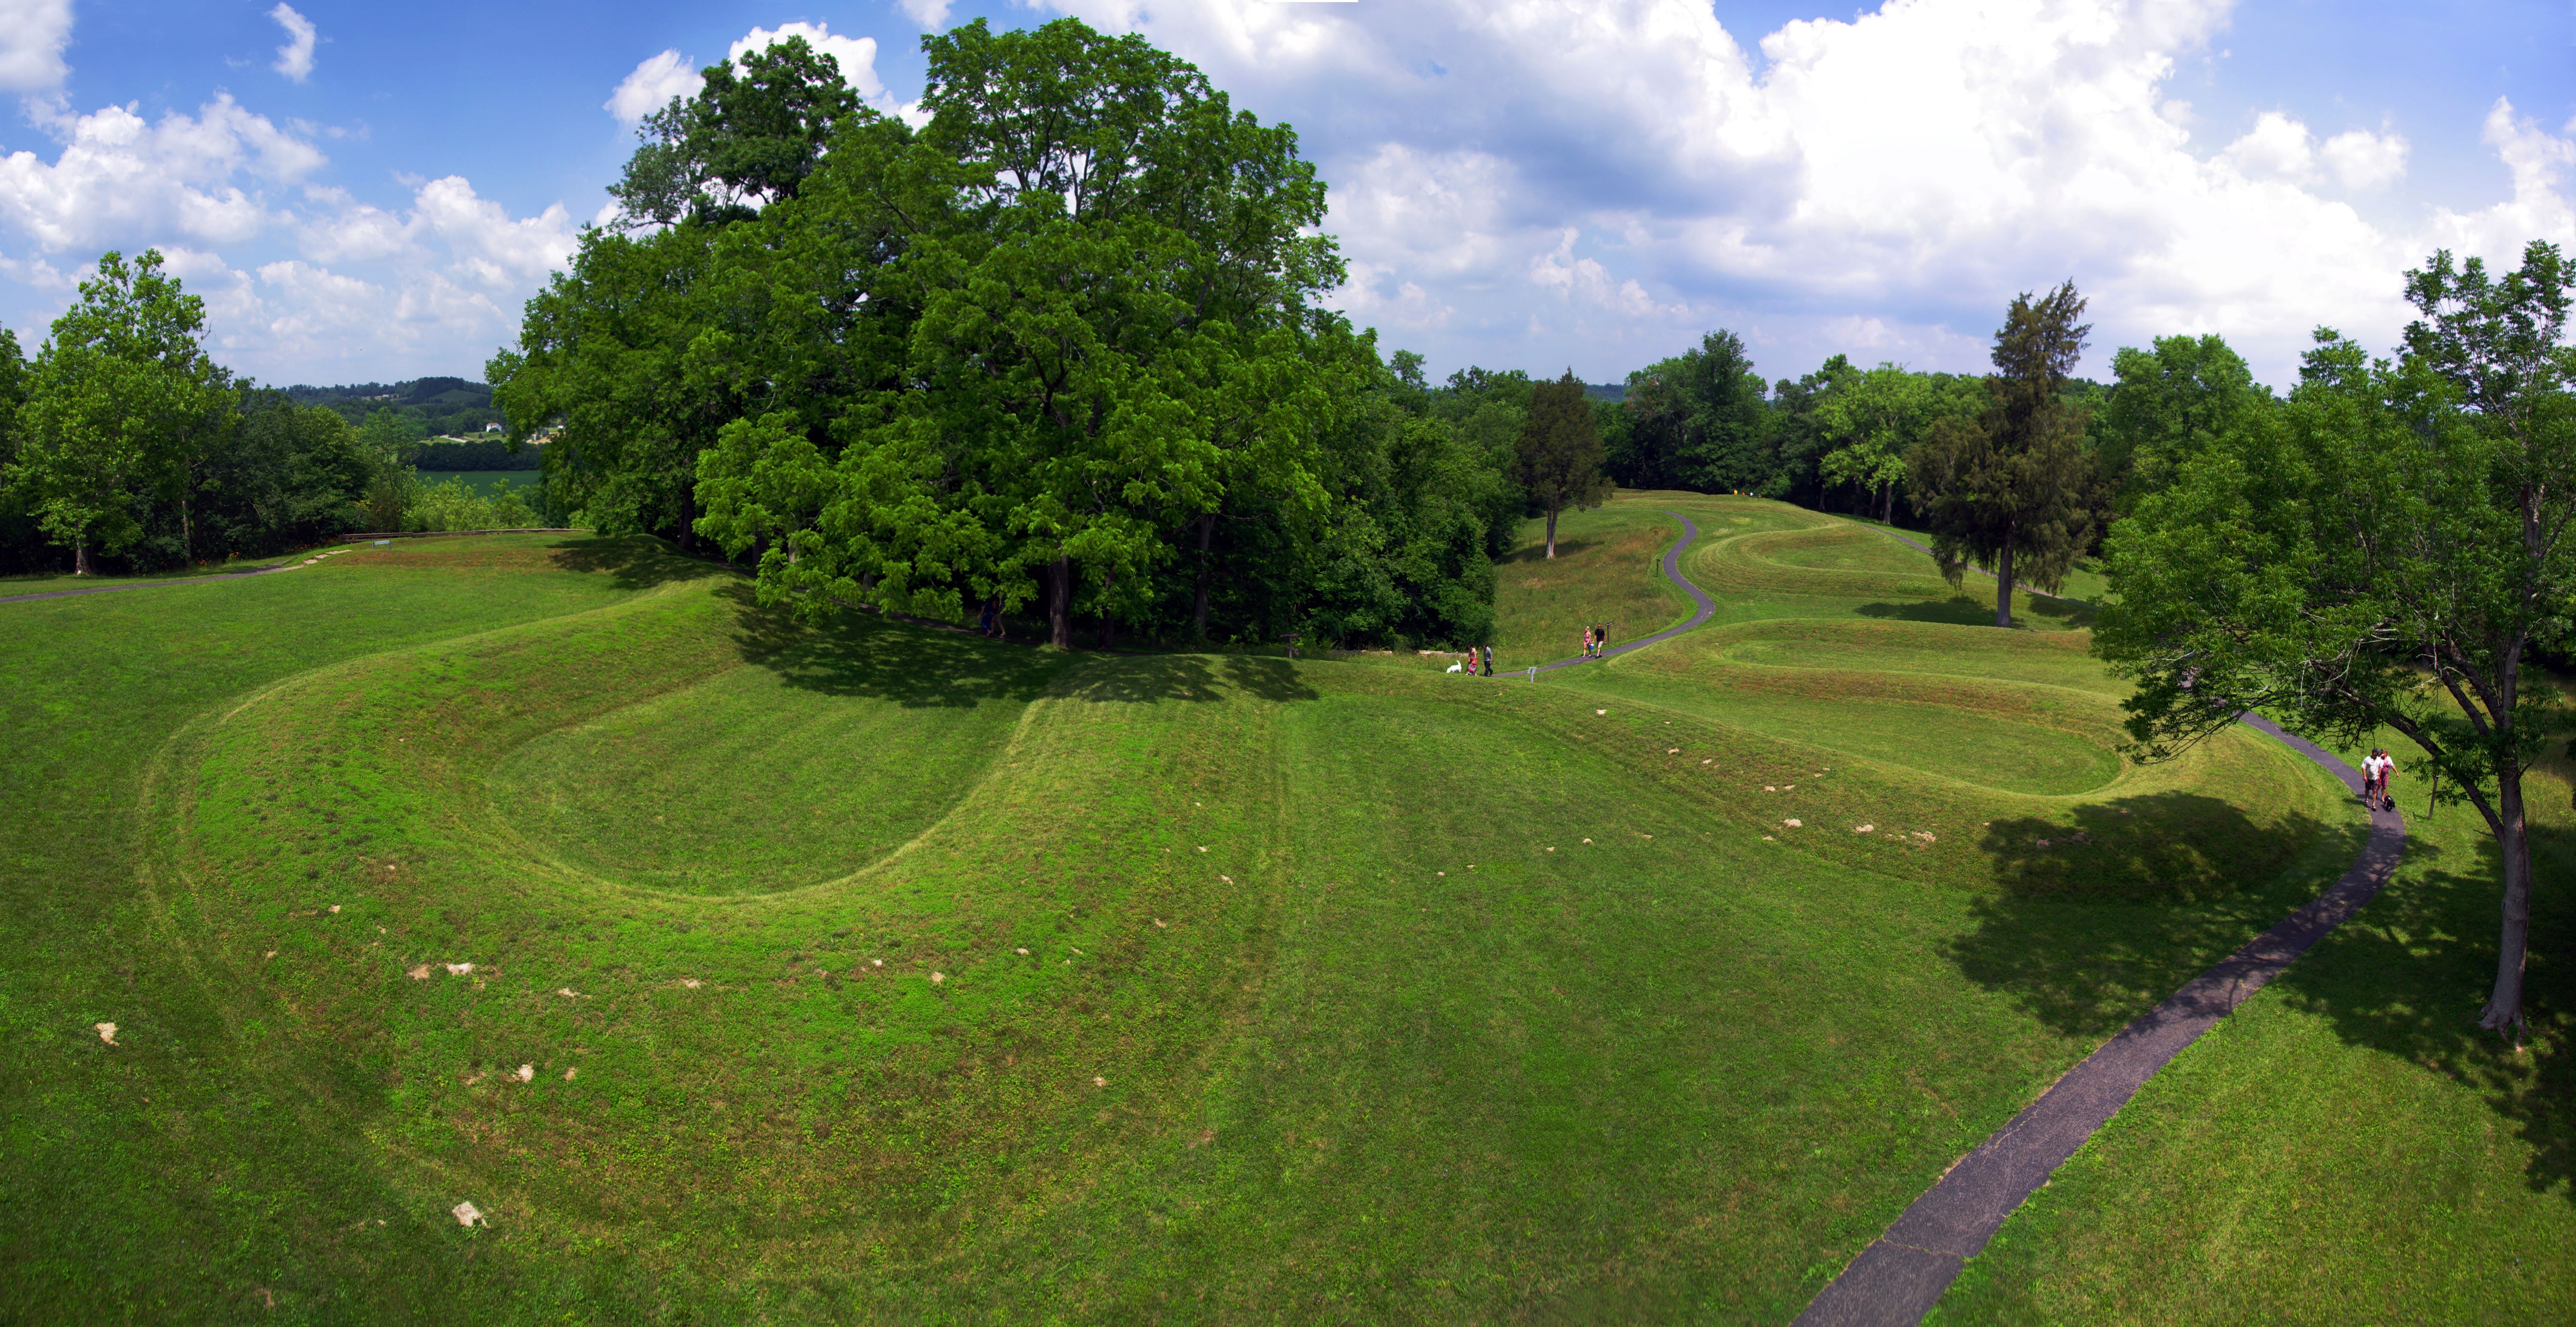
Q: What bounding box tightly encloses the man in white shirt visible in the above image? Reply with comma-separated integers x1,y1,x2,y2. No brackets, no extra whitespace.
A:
2362,749,2395,811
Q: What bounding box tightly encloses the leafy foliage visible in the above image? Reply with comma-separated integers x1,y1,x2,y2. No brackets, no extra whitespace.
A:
499,18,1512,649
2096,240,2576,1033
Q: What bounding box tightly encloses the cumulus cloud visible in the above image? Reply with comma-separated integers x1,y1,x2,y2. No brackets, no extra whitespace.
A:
728,22,888,103
898,0,954,30
2323,127,2408,191
605,24,894,127
606,49,698,124
0,91,579,380
0,0,71,94
1044,0,2576,384
269,4,317,83
0,96,324,250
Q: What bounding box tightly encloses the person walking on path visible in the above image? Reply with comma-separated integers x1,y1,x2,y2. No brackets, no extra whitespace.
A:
1592,623,1609,659
1481,644,1494,676
2363,748,2396,811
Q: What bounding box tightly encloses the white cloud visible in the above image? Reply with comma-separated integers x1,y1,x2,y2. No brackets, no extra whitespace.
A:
269,4,317,83
0,96,324,251
606,24,896,127
607,49,699,124
2322,127,2407,191
0,0,71,94
2218,112,2316,181
898,0,954,29
1042,0,2576,385
729,22,887,104
0,94,580,381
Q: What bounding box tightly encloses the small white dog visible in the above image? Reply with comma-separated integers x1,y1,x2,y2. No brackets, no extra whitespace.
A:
1445,661,1464,673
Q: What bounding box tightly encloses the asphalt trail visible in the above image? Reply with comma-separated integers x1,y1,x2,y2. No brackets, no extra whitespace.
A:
1502,510,1715,679
1794,718,2406,1326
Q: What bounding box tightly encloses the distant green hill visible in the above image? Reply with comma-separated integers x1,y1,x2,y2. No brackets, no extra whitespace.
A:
283,375,505,439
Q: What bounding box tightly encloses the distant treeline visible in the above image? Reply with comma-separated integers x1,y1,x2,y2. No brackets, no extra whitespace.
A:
413,438,539,471
286,376,504,440
0,258,548,576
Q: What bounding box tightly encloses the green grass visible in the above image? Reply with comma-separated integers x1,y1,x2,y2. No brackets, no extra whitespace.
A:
5,494,2565,1322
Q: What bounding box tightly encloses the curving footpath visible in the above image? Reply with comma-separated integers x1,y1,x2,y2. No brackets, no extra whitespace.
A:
1522,510,1716,675
1794,719,2407,1325
0,558,300,605
1511,507,2410,1325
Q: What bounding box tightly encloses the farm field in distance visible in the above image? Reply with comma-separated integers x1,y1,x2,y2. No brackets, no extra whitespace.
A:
6,492,2567,1323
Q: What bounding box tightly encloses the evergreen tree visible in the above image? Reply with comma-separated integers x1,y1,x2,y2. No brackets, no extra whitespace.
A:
1513,371,1613,558
1907,283,2097,626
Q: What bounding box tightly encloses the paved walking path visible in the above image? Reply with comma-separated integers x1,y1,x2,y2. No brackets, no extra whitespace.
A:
0,558,300,604
1794,715,2407,1326
1511,510,1715,677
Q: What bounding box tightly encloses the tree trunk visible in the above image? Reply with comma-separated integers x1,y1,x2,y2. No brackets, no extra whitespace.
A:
181,495,192,564
1882,485,1894,525
1047,554,1073,649
2480,767,2533,1035
1099,570,1116,651
1993,541,2015,628
74,540,92,576
679,488,696,553
1544,504,1561,559
1191,512,1213,640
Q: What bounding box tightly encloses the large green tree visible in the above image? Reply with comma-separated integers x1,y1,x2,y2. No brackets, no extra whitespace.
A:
1813,364,1983,522
1514,371,1614,558
1615,330,1770,493
4,250,235,573
2096,240,2575,1037
2095,332,2271,510
689,18,1349,648
1908,283,2098,626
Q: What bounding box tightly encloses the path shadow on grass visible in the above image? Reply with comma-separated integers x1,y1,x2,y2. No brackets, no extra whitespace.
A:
1941,792,2355,1040
726,587,1068,709
2276,826,2575,1206
545,536,727,591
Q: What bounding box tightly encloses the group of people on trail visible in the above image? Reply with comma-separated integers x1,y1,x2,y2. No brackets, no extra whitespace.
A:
1580,625,1610,660
2362,748,2398,812
1448,645,1492,676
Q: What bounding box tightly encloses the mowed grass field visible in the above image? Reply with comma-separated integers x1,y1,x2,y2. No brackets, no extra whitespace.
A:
5,497,2567,1323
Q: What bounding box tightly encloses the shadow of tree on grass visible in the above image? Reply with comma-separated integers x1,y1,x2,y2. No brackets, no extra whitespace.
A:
1941,792,2355,1040
726,588,1069,709
1854,596,2001,627
2276,826,2574,1206
1946,786,2572,1206
544,535,729,591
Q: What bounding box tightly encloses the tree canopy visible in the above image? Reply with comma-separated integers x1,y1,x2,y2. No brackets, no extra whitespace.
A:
2096,240,2576,1036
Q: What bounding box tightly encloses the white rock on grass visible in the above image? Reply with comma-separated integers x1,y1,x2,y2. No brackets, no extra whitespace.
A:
95,1022,118,1046
408,964,433,980
512,1064,534,1083
445,962,474,975
1855,824,1874,833
452,1201,485,1227
1784,819,1802,828
930,972,946,985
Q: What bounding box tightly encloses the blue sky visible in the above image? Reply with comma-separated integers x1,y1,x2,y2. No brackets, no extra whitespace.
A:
0,0,2568,389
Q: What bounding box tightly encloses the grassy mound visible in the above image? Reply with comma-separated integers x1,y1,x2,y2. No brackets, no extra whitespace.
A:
8,503,2566,1322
